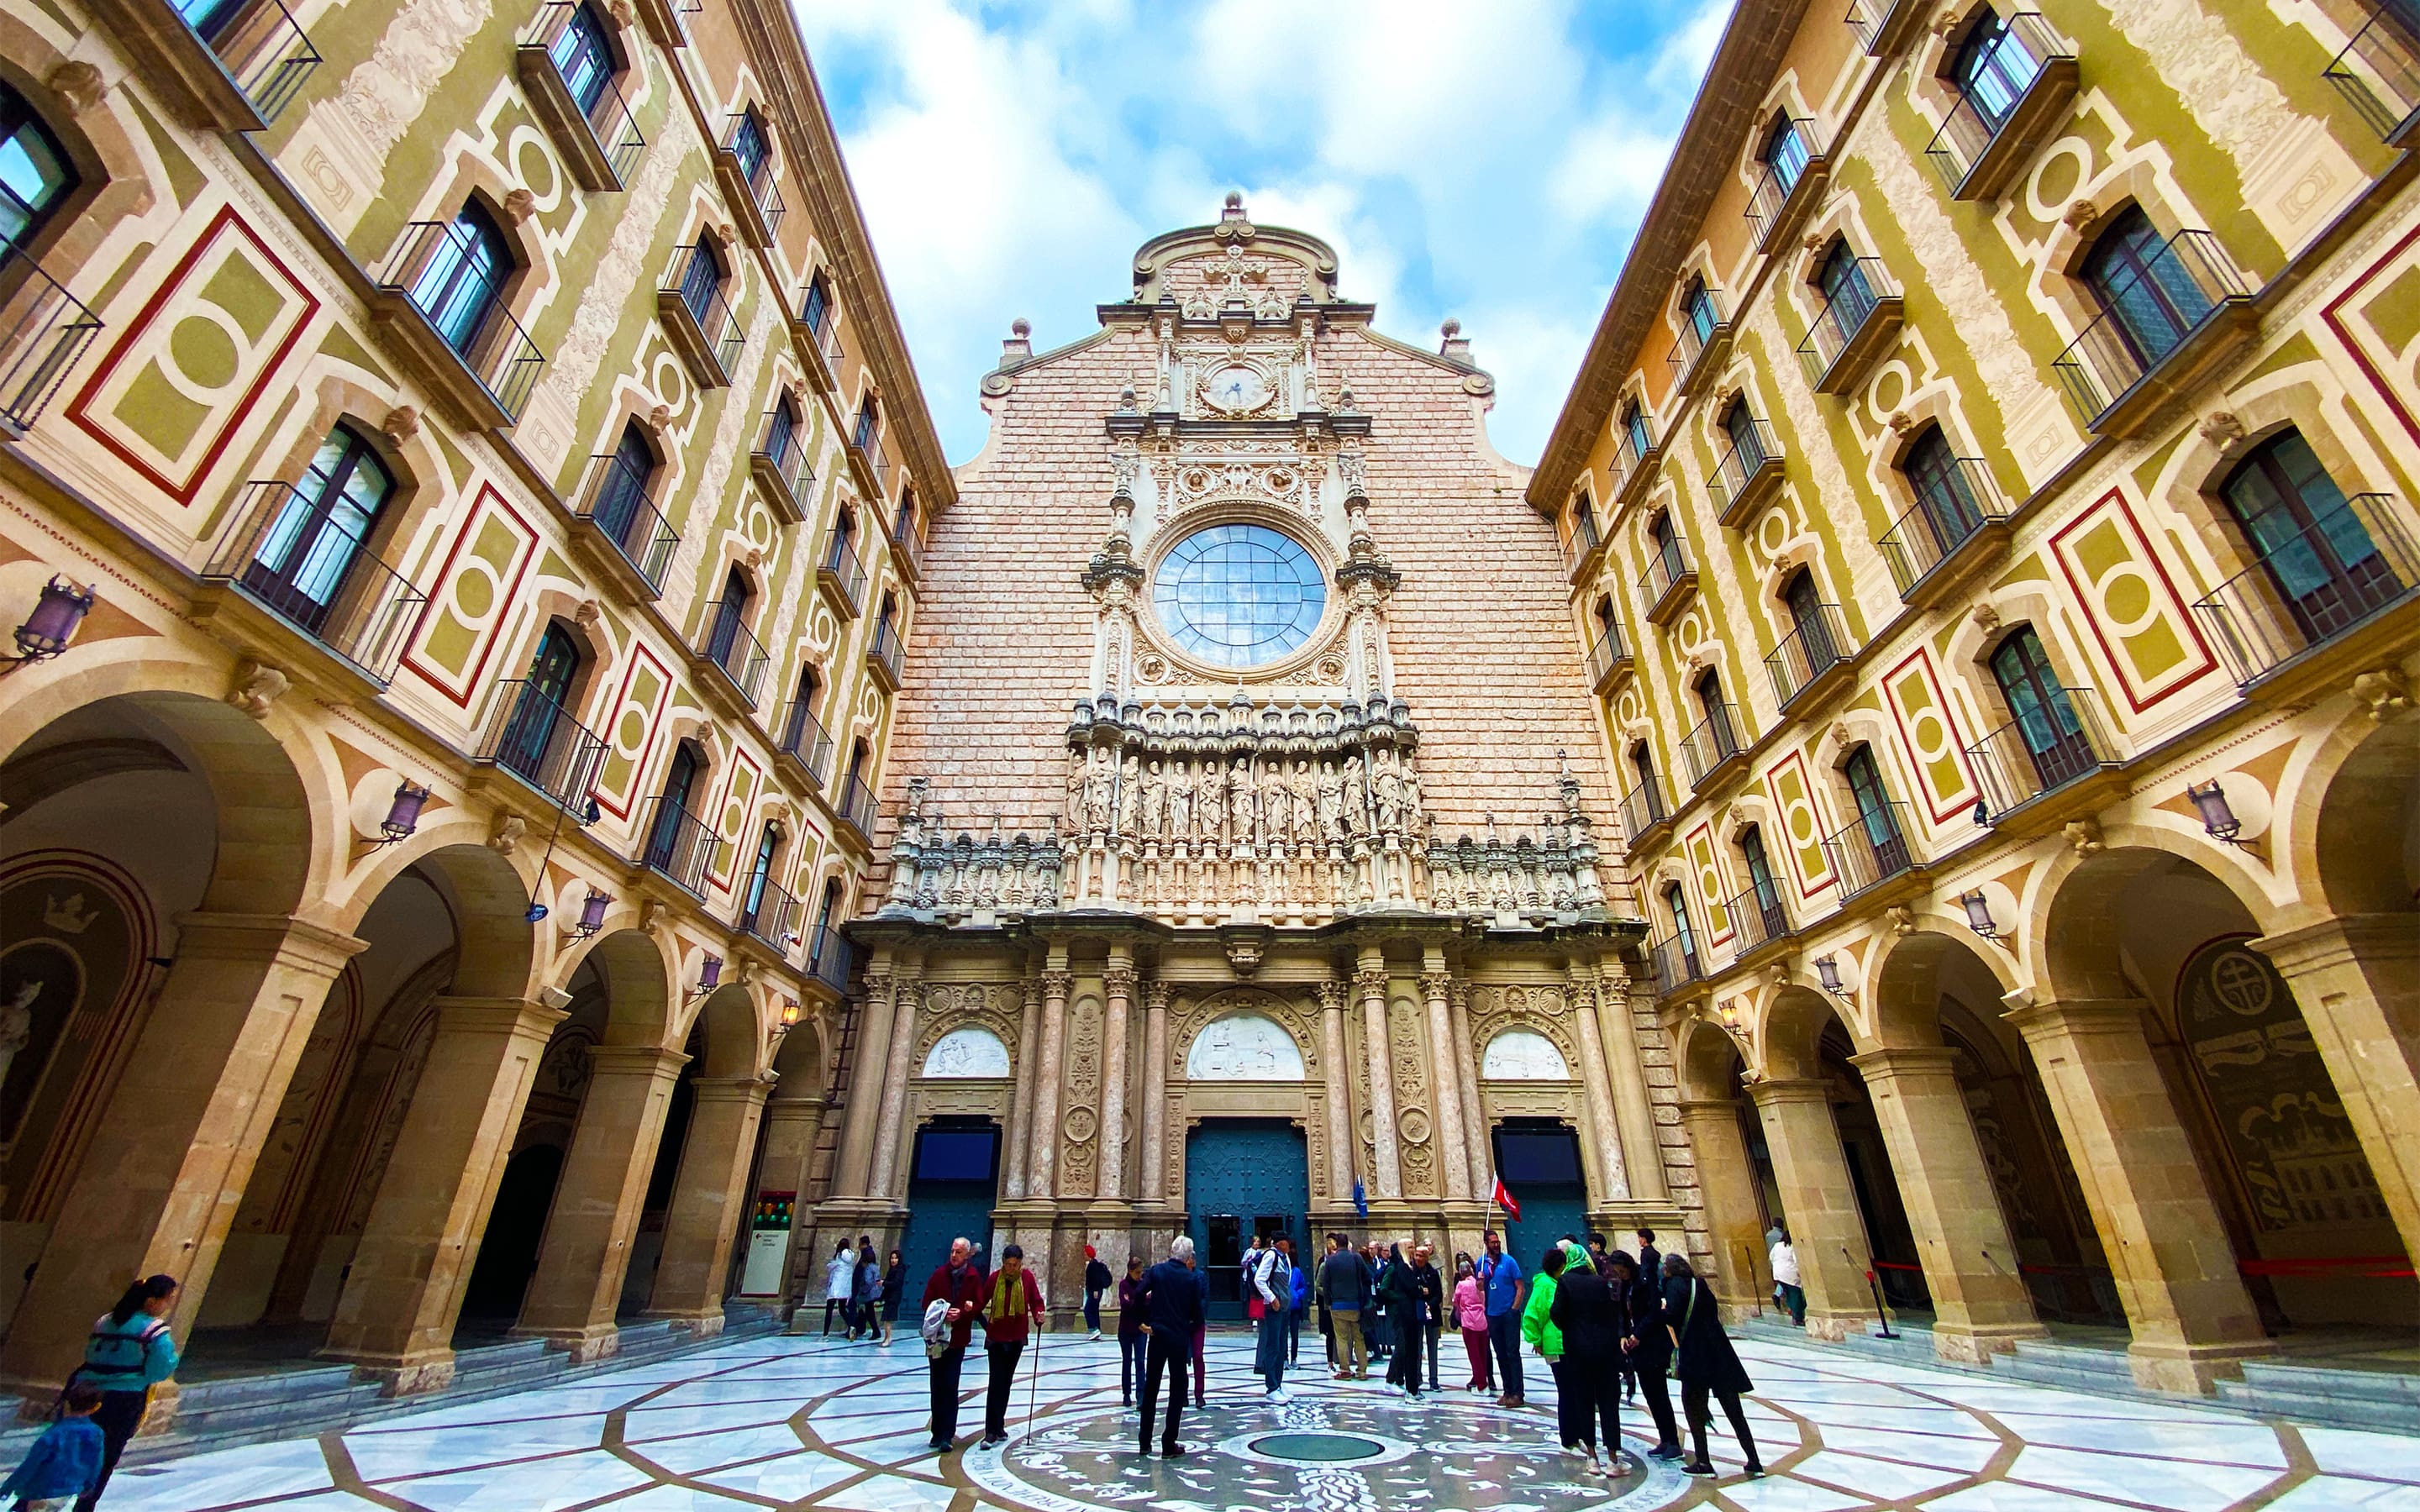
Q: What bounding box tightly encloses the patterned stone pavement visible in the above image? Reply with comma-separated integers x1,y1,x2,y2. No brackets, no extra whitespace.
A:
97,1331,2420,1511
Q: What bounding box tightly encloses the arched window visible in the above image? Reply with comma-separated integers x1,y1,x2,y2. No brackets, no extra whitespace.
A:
678,235,725,324
852,392,881,452
2220,429,2398,642
1989,627,2092,790
707,564,752,664
892,486,918,544
824,506,857,575
592,419,658,543
1903,424,1986,548
801,270,833,336
729,108,772,190
764,393,800,468
1693,667,1738,757
1620,401,1654,463
1843,744,1909,874
1592,596,1617,640
808,876,844,968
1681,278,1719,344
244,424,394,634
1738,823,1784,936
1629,742,1658,793
842,737,869,791
409,199,513,355
1649,510,1686,580
1760,113,1810,192
644,741,702,870
1781,567,1838,667
496,619,586,788
2081,206,2210,370
781,665,821,745
740,821,780,929
546,1,619,114
1627,740,1667,831
1721,398,1769,470
0,81,78,245
1572,492,1598,550
875,590,897,637
1948,6,2044,130
1663,882,1699,974
1816,239,1875,325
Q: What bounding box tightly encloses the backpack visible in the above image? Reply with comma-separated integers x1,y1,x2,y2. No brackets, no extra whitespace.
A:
82,1315,166,1375
919,1299,951,1357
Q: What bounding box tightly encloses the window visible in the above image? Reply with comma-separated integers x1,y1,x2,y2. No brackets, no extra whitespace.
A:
1843,745,1909,872
409,200,513,354
2221,430,2400,643
593,420,657,540
1621,402,1653,462
1782,568,1838,666
1721,400,1768,470
0,84,78,245
1739,823,1784,932
824,506,856,572
1649,511,1686,583
764,396,797,465
1573,493,1598,550
1681,278,1720,344
741,822,779,927
1664,883,1700,973
494,621,584,787
1949,6,2044,130
781,667,822,752
802,271,832,337
729,109,772,189
707,564,750,664
1817,239,1876,325
1694,668,1739,756
1989,627,2093,790
892,488,917,543
644,741,702,869
1593,596,1617,640
1151,522,1327,668
2081,206,2212,373
547,1,618,114
244,424,393,634
678,236,724,323
1630,743,1659,795
1760,113,1810,192
809,877,843,964
1903,425,1986,546
851,393,881,452
875,591,897,636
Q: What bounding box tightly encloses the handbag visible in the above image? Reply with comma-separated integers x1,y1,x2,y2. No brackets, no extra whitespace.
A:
1667,1278,1695,1381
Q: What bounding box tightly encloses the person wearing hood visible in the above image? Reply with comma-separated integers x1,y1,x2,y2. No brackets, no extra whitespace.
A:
1083,1246,1113,1342
1550,1245,1626,1478
1522,1247,1571,1447
1665,1252,1762,1478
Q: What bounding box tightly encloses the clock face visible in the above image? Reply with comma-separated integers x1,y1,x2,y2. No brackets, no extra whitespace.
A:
1205,363,1270,413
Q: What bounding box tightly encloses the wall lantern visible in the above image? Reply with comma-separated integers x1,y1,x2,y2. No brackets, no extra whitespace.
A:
380,780,432,843
2186,780,2242,844
1814,955,1845,995
689,953,723,998
778,997,801,1034
574,887,612,938
8,575,96,664
1959,889,2000,940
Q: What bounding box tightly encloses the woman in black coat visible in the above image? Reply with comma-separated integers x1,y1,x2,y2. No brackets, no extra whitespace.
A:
1661,1252,1760,1478
1612,1251,1681,1458
1547,1253,1623,1477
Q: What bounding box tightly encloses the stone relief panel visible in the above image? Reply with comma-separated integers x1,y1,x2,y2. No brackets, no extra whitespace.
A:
1183,1012,1307,1082
1481,1028,1572,1082
1061,994,1103,1195
1465,983,1581,1075
1390,995,1435,1199
922,1027,1011,1079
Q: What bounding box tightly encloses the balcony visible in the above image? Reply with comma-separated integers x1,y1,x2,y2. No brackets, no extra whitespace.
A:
835,772,878,844
1587,624,1634,695
695,601,771,709
1668,302,1733,400
80,0,318,132
2326,1,2420,144
739,879,801,956
1823,802,1919,903
808,926,855,995
1611,424,1665,520
639,796,719,899
1649,932,1703,996
476,678,608,813
1618,776,1671,851
866,617,905,692
1565,511,1605,580
1683,704,1750,790
818,534,867,619
1639,536,1698,625
890,522,925,584
1965,685,2121,823
197,479,428,685
1744,120,1829,251
632,0,697,48
656,244,744,390
1923,12,2079,201
0,237,103,431
1845,0,1927,56
516,3,645,192
797,312,844,396
1765,604,1857,713
1710,419,1786,528
369,221,545,429
774,700,835,790
2052,231,2255,438
2192,493,2420,689
714,115,786,249
1879,459,2013,609
1723,882,1791,963
750,415,816,526
1797,259,1903,395
569,450,679,598
846,438,890,501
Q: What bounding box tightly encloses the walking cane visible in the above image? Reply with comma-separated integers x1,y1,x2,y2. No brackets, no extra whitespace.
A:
1024,1311,1043,1436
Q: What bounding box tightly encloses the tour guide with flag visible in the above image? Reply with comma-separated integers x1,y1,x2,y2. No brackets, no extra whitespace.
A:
1480,1173,1528,1408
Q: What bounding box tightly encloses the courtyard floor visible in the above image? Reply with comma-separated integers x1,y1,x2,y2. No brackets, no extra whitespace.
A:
98,1329,2420,1512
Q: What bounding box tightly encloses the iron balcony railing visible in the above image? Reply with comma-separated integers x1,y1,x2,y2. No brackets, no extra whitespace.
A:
1649,932,1702,995
837,772,878,839
753,412,816,511
890,521,925,578
2325,0,2420,142
719,114,787,238
1744,118,1822,247
1879,459,2011,596
1709,417,1784,521
739,877,800,953
1765,604,1855,709
822,533,868,614
868,617,905,686
2052,230,2249,427
806,311,844,381
1823,801,1917,901
662,242,745,378
2192,493,2420,687
572,449,679,591
850,438,890,495
377,220,546,421
1639,532,1694,611
1586,624,1630,690
640,795,718,896
189,0,321,122
1965,684,2118,820
776,700,836,787
809,925,855,993
478,678,608,811
207,479,428,681
697,600,771,706
1612,417,1661,503
1682,704,1748,788
1845,0,1918,54
522,2,644,183
1923,11,2073,192
1618,776,1669,848
1723,881,1790,959
0,234,102,429
1796,257,1897,387
1669,294,1730,391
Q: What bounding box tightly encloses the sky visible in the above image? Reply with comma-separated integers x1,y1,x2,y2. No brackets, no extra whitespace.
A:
792,0,1731,469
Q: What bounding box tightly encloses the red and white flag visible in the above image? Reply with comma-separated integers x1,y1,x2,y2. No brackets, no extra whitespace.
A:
1490,1171,1521,1221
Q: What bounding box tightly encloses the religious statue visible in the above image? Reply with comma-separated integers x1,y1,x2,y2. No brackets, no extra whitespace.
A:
1230,758,1255,843
1289,759,1318,845
1065,749,1086,830
0,979,37,1093
1141,759,1168,840
1167,759,1193,842
1316,761,1344,838
1340,759,1368,837
1082,749,1114,832
1400,762,1425,831
1258,760,1289,846
1116,754,1140,836
1372,753,1405,832
1199,760,1228,844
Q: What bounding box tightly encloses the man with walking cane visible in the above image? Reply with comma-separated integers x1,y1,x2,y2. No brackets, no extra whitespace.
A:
977,1243,1046,1450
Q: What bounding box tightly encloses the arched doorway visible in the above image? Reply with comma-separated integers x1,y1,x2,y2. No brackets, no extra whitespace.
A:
1184,1119,1307,1319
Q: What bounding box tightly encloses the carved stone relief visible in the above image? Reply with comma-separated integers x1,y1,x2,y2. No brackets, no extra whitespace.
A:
1481,1028,1572,1081
1183,1012,1307,1081
922,1027,1011,1079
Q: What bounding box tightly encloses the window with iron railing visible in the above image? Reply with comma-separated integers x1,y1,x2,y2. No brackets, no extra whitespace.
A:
2326,0,2420,141
2054,216,2247,426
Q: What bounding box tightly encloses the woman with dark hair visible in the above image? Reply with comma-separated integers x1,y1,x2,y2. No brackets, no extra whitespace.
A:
1661,1253,1760,1478
852,1238,881,1341
880,1248,907,1346
1612,1250,1681,1459
74,1273,179,1512
1451,1254,1491,1392
1549,1246,1623,1477
1380,1242,1424,1397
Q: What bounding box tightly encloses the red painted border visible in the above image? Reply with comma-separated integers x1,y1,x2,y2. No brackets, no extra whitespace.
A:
2046,486,2217,716
66,205,323,504
398,483,540,708
2321,219,2420,450
1683,819,1733,946
1881,647,1976,827
707,750,763,894
598,643,673,824
1766,750,1836,901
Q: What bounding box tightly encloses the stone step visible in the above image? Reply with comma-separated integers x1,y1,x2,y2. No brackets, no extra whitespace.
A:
2001,1338,2139,1378
2215,1379,2420,1436
2235,1358,2420,1404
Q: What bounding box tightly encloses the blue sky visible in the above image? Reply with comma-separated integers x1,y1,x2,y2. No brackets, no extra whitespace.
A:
793,0,1730,467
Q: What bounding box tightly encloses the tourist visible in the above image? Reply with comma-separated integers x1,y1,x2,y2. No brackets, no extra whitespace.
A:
1522,1247,1569,1442
1249,1232,1294,1401
1380,1242,1426,1398
1137,1236,1207,1457
1663,1253,1761,1478
1612,1250,1681,1459
1479,1230,1527,1407
976,1242,1046,1449
823,1240,855,1335
852,1238,881,1341
880,1249,907,1346
1363,1242,1392,1360
1117,1256,1149,1408
1318,1232,1373,1380
1318,1236,1339,1369
1413,1245,1444,1393
1451,1256,1491,1392
1242,1232,1266,1331
1628,1230,1662,1401
1286,1237,1310,1363
920,1236,987,1452
5,1379,102,1512
1191,1251,1210,1409
1770,1227,1804,1326
1549,1245,1623,1477
1083,1245,1112,1342
71,1273,178,1512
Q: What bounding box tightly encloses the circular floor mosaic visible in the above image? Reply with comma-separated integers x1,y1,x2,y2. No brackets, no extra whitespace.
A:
966,1391,1691,1512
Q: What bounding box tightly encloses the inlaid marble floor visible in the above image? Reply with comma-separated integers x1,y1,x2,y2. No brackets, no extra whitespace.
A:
99,1331,2420,1511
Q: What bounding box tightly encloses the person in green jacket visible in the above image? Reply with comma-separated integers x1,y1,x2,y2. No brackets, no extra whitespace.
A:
1523,1247,1580,1451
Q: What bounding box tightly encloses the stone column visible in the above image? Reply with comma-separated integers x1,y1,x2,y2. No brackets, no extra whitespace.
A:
515,1045,688,1359
2004,996,2269,1392
647,1075,775,1331
1099,952,1135,1200
1677,1098,1769,1314
866,964,925,1200
1139,979,1170,1205
319,994,567,1391
1569,969,1631,1201
1849,1047,2044,1363
1419,954,1471,1202
0,911,365,1394
1356,950,1401,1198
830,966,898,1197
1028,957,1074,1199
1448,979,1490,1189
1004,973,1043,1200
1744,1077,1877,1341
2254,916,2420,1267
1596,960,1670,1202
1320,979,1354,1200
760,1092,825,1308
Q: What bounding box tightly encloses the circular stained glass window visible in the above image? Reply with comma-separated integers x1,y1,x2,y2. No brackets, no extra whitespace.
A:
1152,523,1327,668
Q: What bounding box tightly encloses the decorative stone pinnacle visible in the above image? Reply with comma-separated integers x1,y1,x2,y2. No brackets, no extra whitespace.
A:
1440,318,1460,338
1012,318,1030,338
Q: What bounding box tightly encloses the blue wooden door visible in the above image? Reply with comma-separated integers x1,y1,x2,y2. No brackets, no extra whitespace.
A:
1183,1121,1308,1320
1493,1124,1590,1279
900,1122,1001,1281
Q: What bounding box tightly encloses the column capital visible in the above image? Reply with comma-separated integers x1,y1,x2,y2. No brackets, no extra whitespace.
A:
2002,995,2150,1042
1102,963,1138,999
171,910,368,976
1145,979,1171,1012
1317,979,1348,1014
1039,969,1075,1000
587,1044,692,1078
1744,1075,1833,1110
1419,968,1453,1000
1353,964,1389,1002
689,1074,776,1106
1847,1045,1963,1079
431,995,568,1041
2253,913,2420,973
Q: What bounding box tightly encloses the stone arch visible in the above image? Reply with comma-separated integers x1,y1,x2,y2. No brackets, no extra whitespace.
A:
1181,1005,1307,1081
1674,1013,1750,1102
2296,704,2420,921
922,1026,1011,1079
579,925,679,1048
1759,981,1855,1079
681,979,766,1079
1867,924,2018,1051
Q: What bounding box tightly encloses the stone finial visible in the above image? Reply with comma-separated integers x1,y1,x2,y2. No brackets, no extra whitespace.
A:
380,405,420,445
1440,318,1461,339
227,661,288,719
1012,318,1030,338
1002,319,1033,367
502,187,538,223
1116,384,1139,415
45,62,103,116
2198,411,2246,447
1223,191,1245,215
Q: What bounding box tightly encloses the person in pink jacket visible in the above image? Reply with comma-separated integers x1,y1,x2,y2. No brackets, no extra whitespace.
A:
1451,1253,1492,1392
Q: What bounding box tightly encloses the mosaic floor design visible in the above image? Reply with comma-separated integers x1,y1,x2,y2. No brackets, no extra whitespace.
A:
98,1330,2420,1511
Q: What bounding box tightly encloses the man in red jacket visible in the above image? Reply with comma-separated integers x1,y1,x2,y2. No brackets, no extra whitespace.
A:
976,1242,1048,1448
921,1236,987,1452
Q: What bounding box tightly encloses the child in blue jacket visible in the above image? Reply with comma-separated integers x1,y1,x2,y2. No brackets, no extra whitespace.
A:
3,1383,103,1511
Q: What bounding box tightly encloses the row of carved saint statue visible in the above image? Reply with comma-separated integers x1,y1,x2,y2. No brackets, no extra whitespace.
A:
1066,745,1428,848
